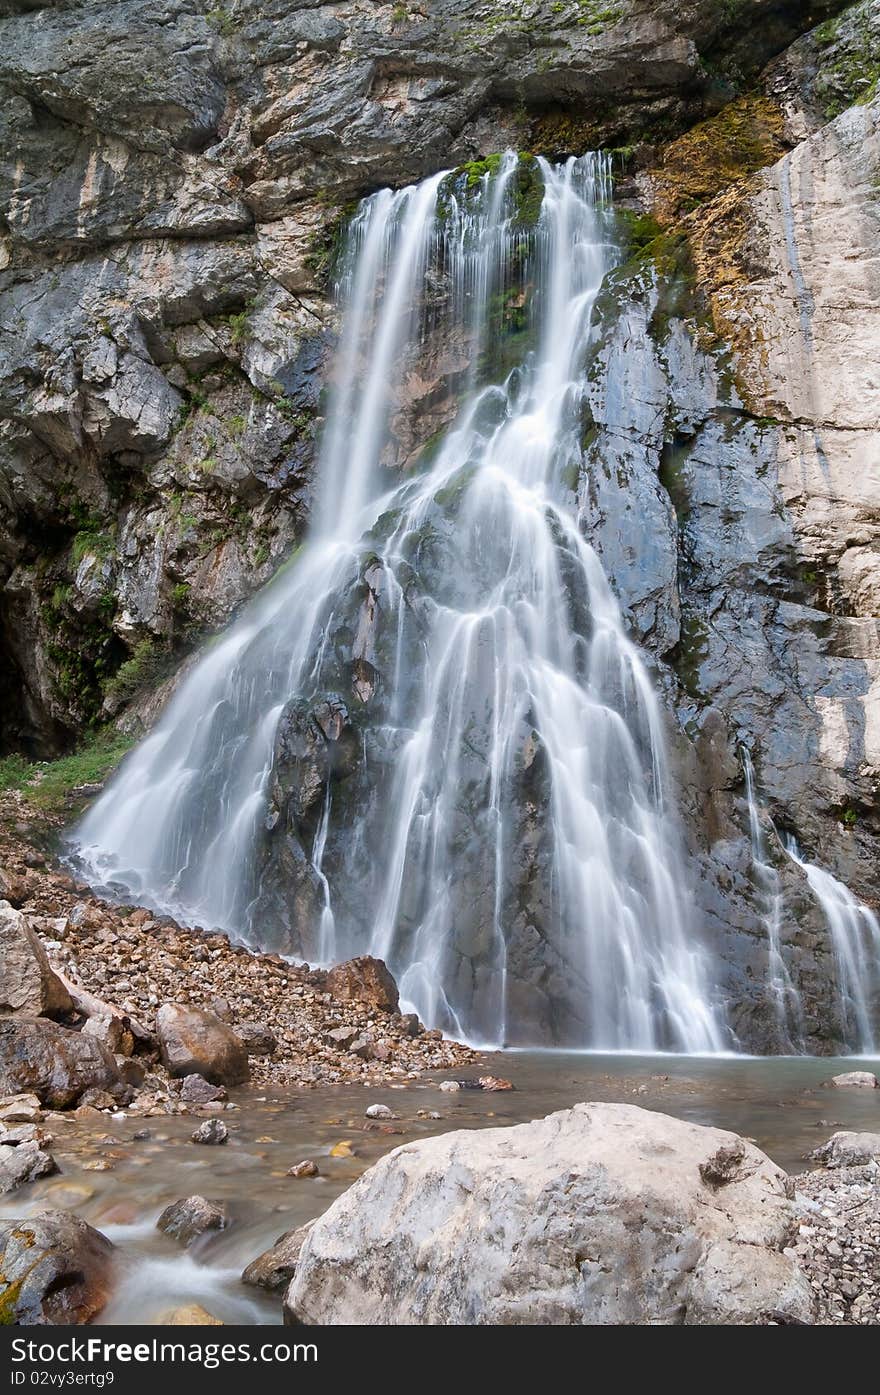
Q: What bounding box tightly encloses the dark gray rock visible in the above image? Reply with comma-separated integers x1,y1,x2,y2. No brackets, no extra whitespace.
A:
157,1194,229,1246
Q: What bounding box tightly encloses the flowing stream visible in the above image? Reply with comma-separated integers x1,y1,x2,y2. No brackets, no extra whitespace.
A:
71,152,723,1052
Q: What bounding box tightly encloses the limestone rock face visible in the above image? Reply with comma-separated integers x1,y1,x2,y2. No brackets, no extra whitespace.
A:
0,901,72,1018
156,1003,249,1085
285,1103,814,1325
0,1018,123,1109
0,1211,114,1325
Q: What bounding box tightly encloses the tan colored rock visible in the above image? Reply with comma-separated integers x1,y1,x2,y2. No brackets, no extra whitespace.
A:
0,1140,57,1192
161,1304,223,1325
325,956,399,1013
157,1195,229,1246
0,901,72,1018
285,1103,814,1325
156,1003,249,1085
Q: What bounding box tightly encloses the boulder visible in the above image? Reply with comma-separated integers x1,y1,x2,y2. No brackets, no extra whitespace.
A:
0,1140,57,1193
244,1220,315,1293
157,1195,229,1246
284,1103,814,1326
325,956,399,1013
827,1071,878,1089
156,1004,249,1085
808,1131,880,1169
0,1211,114,1324
0,902,72,1018
163,1304,223,1325
0,1018,122,1109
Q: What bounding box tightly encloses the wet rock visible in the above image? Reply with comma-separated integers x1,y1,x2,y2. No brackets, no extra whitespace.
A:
285,1103,813,1325
179,1073,227,1104
325,957,399,1014
438,1080,460,1093
157,1195,229,1247
0,1211,114,1324
156,1004,249,1086
0,1141,57,1192
235,1021,278,1055
0,1018,122,1108
400,1013,423,1037
809,1132,880,1169
478,1075,514,1092
0,902,72,1018
287,1159,319,1178
244,1220,315,1293
191,1119,228,1146
365,1104,396,1120
828,1072,878,1090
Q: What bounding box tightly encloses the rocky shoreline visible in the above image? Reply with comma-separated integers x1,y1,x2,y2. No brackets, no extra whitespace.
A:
0,787,480,1114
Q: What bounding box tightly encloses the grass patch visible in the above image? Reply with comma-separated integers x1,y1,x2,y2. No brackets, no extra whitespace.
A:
0,729,135,814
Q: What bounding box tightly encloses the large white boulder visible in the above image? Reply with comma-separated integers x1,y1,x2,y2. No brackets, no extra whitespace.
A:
285,1103,814,1325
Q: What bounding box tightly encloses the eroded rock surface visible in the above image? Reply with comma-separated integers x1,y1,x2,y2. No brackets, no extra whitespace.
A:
285,1102,814,1324
0,1211,114,1325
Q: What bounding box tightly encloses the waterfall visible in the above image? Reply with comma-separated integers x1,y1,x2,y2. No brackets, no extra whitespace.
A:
70,152,724,1053
785,840,880,1053
741,750,802,1047
742,749,880,1054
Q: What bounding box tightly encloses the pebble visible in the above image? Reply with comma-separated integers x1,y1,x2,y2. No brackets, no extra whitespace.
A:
365,1103,397,1119
287,1160,319,1178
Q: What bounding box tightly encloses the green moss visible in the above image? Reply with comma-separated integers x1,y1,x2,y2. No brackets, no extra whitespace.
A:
0,729,135,814
667,612,709,699
171,582,190,609
206,7,237,37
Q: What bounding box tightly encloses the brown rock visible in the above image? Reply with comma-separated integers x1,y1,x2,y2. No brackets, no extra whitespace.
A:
478,1075,514,1092
156,1004,249,1086
0,902,72,1019
325,956,399,1013
287,1159,319,1178
0,1018,123,1109
157,1195,229,1246
0,1210,114,1324
242,1220,315,1292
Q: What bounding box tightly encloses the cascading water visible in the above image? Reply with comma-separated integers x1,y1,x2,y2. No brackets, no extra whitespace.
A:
70,152,724,1052
786,840,880,1054
741,750,880,1054
741,750,802,1047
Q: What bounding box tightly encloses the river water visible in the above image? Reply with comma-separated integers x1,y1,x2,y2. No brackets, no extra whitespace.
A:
3,1053,878,1324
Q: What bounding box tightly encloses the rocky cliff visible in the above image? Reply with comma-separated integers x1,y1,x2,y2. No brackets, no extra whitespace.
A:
2,0,879,1051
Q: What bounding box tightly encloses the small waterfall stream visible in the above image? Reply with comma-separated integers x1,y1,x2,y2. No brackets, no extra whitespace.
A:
742,750,880,1053
71,152,724,1052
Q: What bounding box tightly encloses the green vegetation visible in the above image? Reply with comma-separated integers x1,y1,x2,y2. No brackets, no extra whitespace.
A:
227,413,246,439
71,528,113,565
206,6,237,38
841,806,859,828
0,728,135,814
171,582,190,609
103,637,169,708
